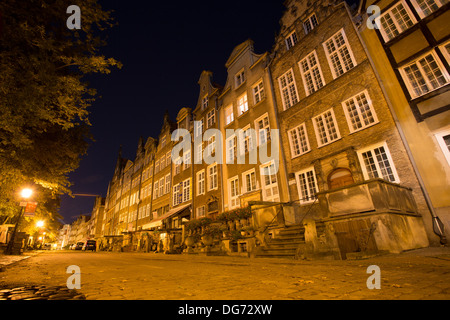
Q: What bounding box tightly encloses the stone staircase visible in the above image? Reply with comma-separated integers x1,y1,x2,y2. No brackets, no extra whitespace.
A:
255,224,306,259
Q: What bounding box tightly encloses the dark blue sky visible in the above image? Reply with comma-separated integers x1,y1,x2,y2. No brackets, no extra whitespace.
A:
59,0,359,224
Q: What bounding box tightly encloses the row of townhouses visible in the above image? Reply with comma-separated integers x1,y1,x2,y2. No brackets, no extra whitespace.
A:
82,0,449,259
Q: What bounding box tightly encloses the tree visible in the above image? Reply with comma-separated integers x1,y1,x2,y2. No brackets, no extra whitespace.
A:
0,0,121,220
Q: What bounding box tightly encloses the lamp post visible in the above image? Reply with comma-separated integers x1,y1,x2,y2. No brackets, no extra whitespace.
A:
5,188,33,255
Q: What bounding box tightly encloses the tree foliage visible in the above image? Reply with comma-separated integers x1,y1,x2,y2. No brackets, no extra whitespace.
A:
0,0,121,220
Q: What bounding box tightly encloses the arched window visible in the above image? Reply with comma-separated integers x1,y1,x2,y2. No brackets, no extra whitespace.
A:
328,168,354,189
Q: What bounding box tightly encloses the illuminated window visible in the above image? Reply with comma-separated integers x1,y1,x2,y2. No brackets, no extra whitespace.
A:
255,114,271,145
225,105,234,125
237,93,248,115
252,80,265,104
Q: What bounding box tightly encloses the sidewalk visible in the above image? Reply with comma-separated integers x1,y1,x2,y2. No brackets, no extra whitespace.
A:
0,251,41,269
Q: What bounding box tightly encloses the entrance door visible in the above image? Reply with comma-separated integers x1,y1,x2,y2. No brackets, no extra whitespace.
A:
328,168,354,189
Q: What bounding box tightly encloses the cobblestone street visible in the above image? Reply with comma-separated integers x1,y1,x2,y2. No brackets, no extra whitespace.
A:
1,247,449,300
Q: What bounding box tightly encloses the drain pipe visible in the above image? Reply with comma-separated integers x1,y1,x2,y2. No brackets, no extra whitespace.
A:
343,2,446,244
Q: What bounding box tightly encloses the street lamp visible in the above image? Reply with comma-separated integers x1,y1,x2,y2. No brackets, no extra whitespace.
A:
36,220,45,228
5,188,34,255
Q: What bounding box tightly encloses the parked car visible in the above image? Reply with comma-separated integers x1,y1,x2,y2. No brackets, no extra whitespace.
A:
74,242,84,250
42,243,52,250
82,240,96,251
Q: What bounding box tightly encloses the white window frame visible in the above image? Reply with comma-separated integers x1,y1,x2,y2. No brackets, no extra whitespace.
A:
207,109,215,128
159,177,164,196
342,90,379,133
196,206,206,218
165,173,171,194
285,30,298,50
235,68,246,88
295,167,319,204
323,28,357,79
288,122,311,158
303,13,319,34
182,178,191,203
173,184,181,206
242,169,257,194
226,134,237,164
197,170,205,196
228,176,240,209
225,105,234,125
259,161,280,202
195,119,204,138
435,128,450,166
239,125,254,154
207,163,218,191
312,108,341,147
299,50,325,96
439,39,450,63
183,150,191,170
376,0,417,42
254,113,271,146
410,0,448,18
237,92,249,116
278,68,299,110
357,142,400,183
153,181,159,199
252,80,265,104
399,49,450,99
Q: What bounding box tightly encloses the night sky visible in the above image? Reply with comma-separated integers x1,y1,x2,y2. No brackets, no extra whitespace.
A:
59,0,358,224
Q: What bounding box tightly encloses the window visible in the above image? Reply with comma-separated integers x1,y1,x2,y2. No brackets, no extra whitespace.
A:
159,178,164,196
226,135,237,163
260,162,279,202
285,31,298,50
183,150,191,170
153,181,159,199
288,123,310,157
208,164,218,190
237,93,249,115
435,129,450,166
182,179,191,203
201,95,209,110
243,170,257,193
235,69,245,87
411,0,447,18
400,50,449,98
225,105,234,125
252,80,265,104
377,1,416,42
165,174,171,194
255,114,271,145
296,168,319,204
357,142,399,183
166,151,171,168
229,177,240,209
173,184,181,206
278,69,299,110
323,29,356,79
161,135,167,149
195,119,203,137
206,135,216,156
197,170,205,195
174,157,182,175
240,126,254,154
440,40,450,63
312,108,341,147
304,13,319,34
155,160,160,174
342,90,378,132
197,206,205,218
207,109,215,128
196,143,203,164
299,51,325,96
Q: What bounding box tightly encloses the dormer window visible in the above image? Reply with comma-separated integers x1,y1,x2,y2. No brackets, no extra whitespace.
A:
285,31,298,50
304,13,318,34
235,69,245,88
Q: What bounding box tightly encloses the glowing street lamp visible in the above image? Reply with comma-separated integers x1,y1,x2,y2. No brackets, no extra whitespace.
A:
36,220,45,228
5,187,36,255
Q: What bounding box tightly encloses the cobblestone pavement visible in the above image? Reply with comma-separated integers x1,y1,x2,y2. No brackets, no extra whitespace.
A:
0,247,449,300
